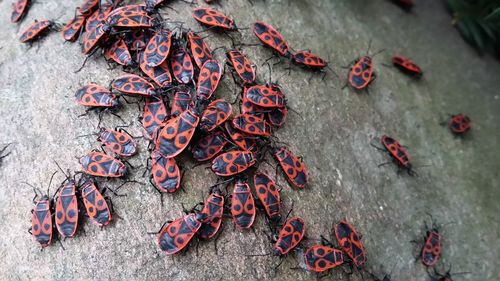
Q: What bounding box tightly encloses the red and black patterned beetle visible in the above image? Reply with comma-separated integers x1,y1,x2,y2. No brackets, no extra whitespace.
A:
232,113,272,137
253,21,290,56
199,99,232,132
11,0,30,23
80,180,113,227
62,15,86,42
227,49,256,85
191,131,227,162
78,0,99,17
75,84,120,109
273,217,306,255
97,127,137,157
29,175,57,248
139,53,172,88
448,114,471,135
144,29,172,67
334,220,367,268
198,187,225,239
379,135,416,176
211,150,256,176
150,150,181,193
304,245,345,272
54,180,79,238
197,59,222,100
112,74,159,99
170,91,194,118
157,213,207,254
192,7,237,31
267,107,288,127
273,147,308,189
187,31,213,68
141,98,168,140
345,44,384,91
105,38,135,67
292,50,328,70
20,20,57,43
170,43,194,84
155,109,199,158
391,55,422,78
79,151,128,178
245,84,286,108
414,216,443,268
231,181,256,229
253,172,281,219
224,121,255,151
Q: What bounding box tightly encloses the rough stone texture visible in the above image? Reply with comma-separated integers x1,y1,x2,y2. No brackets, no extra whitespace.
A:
0,0,499,280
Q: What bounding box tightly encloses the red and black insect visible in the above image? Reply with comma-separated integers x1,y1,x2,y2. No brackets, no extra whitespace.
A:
253,21,290,56
155,109,199,158
198,186,225,239
211,150,256,176
79,151,128,178
334,220,367,268
141,98,167,140
83,10,153,54
344,43,384,91
54,176,79,238
20,20,58,43
390,0,414,12
232,113,272,137
29,173,57,248
105,38,135,67
199,99,232,132
156,213,207,254
170,43,194,84
292,50,328,70
80,180,113,227
84,4,113,33
112,74,159,99
126,30,152,53
226,49,256,85
139,53,172,88
192,7,237,31
391,55,422,78
150,149,181,193
144,29,172,67
273,147,308,188
267,107,288,127
231,181,256,229
97,127,137,157
241,87,265,115
413,215,444,268
75,84,120,109
304,245,345,273
78,0,99,17
191,131,227,162
170,91,194,118
62,15,86,42
245,84,286,108
448,114,471,135
253,172,280,219
224,121,255,151
187,31,213,68
11,0,30,23
375,135,416,176
197,59,222,100
273,217,306,255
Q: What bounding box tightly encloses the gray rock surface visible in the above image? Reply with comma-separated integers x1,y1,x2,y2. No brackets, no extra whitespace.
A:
0,0,499,280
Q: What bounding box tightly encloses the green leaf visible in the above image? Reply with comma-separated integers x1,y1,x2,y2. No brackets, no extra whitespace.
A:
485,7,500,20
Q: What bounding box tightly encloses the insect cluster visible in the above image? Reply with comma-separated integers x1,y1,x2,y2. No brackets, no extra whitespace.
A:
12,0,472,279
